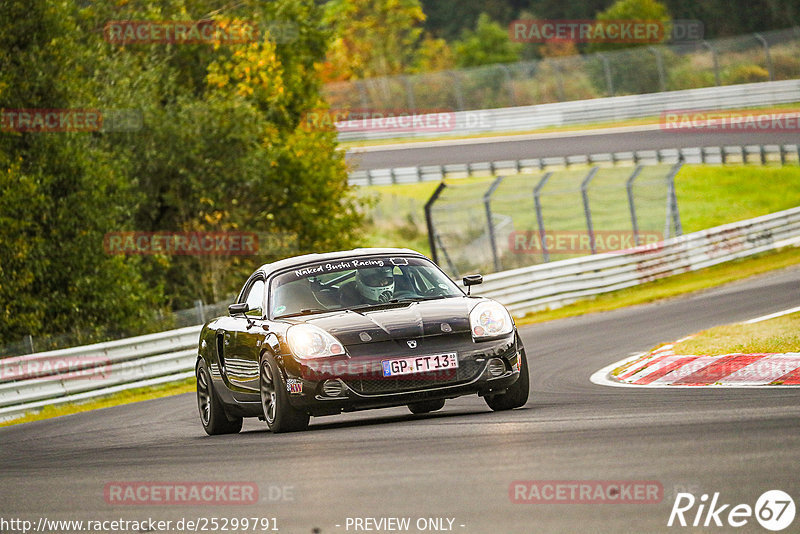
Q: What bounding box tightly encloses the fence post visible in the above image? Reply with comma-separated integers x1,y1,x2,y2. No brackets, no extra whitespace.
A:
25,334,35,354
580,167,600,254
424,182,448,264
483,176,506,272
533,172,553,262
626,165,644,246
357,81,370,110
402,75,416,111
702,41,721,86
448,70,466,111
597,53,614,96
553,60,566,101
649,47,667,92
666,162,684,238
499,65,517,107
753,33,775,81
434,233,458,276
195,300,206,325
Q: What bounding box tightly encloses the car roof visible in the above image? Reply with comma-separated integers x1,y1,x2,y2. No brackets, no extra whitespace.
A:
255,248,428,277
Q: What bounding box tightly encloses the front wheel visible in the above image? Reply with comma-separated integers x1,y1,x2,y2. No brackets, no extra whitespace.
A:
260,354,310,433
485,348,530,411
197,361,242,435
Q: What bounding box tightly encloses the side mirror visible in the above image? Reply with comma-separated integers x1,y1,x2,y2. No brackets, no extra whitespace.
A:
462,274,483,295
228,302,249,316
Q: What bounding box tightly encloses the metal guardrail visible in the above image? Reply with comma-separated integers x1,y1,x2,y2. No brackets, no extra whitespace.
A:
1,207,799,421
328,28,800,131
338,79,800,142
0,326,201,421
477,206,800,315
350,143,800,186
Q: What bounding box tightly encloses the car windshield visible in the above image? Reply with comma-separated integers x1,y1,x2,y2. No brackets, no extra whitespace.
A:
269,256,462,318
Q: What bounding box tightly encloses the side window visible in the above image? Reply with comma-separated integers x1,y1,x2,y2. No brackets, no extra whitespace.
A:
244,279,265,317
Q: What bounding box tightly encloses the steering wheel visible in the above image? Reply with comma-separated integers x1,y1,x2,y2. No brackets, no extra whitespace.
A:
420,287,443,297
390,289,418,299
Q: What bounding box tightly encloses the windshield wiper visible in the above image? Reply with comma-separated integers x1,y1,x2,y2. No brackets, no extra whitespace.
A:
274,307,327,319
348,296,446,312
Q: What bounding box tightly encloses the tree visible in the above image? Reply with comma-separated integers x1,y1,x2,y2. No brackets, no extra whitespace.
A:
0,0,364,347
410,35,456,73
0,0,163,345
453,13,523,68
322,0,426,81
588,0,672,52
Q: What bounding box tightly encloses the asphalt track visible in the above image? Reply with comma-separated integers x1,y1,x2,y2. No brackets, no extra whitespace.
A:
1,266,799,533
346,127,800,171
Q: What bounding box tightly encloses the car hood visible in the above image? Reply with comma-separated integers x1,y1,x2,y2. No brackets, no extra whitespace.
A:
300,297,479,345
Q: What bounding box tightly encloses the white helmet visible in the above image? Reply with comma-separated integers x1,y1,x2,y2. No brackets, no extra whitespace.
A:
355,267,394,303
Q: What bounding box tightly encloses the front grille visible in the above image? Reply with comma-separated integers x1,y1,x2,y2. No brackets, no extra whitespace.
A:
344,360,484,394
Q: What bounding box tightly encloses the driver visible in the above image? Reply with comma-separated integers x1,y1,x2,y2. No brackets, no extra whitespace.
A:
340,267,395,306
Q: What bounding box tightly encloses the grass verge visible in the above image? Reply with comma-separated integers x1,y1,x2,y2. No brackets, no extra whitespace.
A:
0,377,195,428
515,245,800,325
670,312,800,356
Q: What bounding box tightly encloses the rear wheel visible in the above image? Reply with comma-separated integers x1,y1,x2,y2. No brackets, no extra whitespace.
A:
196,361,242,435
407,399,446,414
260,354,310,433
485,348,529,411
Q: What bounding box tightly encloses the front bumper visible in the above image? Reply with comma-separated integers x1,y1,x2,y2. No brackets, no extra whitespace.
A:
281,332,522,416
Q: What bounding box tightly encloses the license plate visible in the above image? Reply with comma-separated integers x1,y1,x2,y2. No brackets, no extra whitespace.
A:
381,353,459,377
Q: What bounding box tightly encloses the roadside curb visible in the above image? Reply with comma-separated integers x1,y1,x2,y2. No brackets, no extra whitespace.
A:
592,340,800,388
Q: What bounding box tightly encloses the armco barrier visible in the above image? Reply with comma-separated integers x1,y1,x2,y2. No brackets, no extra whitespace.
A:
338,80,800,142
349,144,800,186
477,206,800,315
1,207,799,421
0,325,201,421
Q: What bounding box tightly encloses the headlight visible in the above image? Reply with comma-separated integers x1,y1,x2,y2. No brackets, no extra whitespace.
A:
469,300,513,339
286,324,345,359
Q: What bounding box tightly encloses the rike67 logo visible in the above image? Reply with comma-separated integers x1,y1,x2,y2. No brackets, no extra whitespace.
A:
668,490,795,531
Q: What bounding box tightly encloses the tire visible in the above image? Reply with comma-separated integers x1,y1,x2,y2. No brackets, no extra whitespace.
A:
485,347,530,411
196,361,243,435
260,353,310,433
407,399,446,414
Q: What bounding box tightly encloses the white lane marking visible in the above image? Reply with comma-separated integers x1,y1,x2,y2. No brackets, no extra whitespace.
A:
743,306,800,324
344,123,665,153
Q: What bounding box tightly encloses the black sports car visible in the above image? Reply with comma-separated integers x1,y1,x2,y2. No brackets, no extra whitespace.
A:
196,248,529,434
